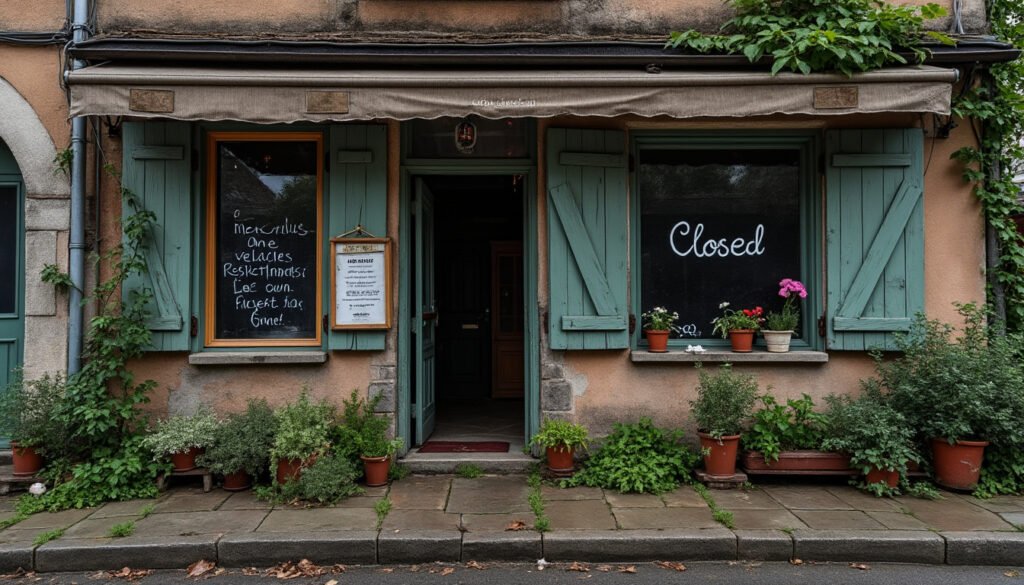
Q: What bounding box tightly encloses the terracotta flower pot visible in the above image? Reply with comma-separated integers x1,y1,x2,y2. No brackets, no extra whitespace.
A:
276,454,317,484
644,330,670,353
761,330,793,353
698,432,741,477
361,455,391,487
865,467,899,488
546,445,576,477
222,471,252,491
169,447,204,472
728,329,755,353
741,450,855,475
931,438,988,491
10,442,43,477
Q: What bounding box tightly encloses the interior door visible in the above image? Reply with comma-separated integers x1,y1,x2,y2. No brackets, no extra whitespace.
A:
414,178,437,444
0,143,25,449
491,241,524,398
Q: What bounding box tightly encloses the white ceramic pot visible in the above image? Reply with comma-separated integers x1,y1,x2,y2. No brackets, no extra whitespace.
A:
762,330,793,353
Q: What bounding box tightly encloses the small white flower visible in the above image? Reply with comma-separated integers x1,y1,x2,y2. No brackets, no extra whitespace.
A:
536,559,549,571
718,302,730,309
29,483,46,496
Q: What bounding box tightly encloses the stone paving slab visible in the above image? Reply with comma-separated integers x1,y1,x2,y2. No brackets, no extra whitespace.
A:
791,510,887,530
661,487,708,508
760,486,854,510
954,494,1024,514
446,477,531,514
381,509,461,531
218,531,378,566
460,512,535,531
709,489,783,510
604,492,664,508
0,527,51,545
865,510,931,530
826,487,902,512
133,510,267,536
541,486,603,501
387,475,451,510
543,528,737,562
258,508,376,532
545,499,616,530
90,499,161,518
729,509,808,531
793,529,946,564
897,495,1014,531
1000,512,1024,527
13,508,93,529
217,492,273,511
63,516,141,539
153,490,231,513
612,507,718,529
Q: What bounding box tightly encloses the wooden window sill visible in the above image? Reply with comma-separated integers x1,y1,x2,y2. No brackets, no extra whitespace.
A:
630,349,828,363
188,351,328,366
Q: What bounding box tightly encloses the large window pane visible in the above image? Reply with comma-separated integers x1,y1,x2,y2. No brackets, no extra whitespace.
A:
0,186,16,314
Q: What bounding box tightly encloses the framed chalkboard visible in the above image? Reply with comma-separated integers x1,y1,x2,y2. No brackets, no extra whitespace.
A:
205,132,323,347
331,237,392,330
637,146,805,342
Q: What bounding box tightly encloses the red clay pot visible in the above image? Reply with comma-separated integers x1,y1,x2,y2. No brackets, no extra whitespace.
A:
932,438,988,491
10,442,43,477
699,432,741,477
361,455,391,487
276,455,317,484
865,467,899,488
222,471,252,491
728,329,755,353
644,330,670,353
169,447,203,472
546,445,576,477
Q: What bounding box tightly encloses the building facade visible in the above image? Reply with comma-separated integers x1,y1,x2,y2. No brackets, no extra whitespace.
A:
1,0,1015,457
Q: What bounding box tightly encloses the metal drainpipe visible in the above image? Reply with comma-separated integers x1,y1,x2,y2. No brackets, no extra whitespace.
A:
67,0,89,374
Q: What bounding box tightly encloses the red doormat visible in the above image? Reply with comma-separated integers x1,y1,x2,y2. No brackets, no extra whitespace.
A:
418,441,510,453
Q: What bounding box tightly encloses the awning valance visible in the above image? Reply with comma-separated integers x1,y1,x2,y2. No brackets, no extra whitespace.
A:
68,64,957,123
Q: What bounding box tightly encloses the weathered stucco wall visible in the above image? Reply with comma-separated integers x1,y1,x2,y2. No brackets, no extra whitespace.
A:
0,0,66,32
93,0,984,37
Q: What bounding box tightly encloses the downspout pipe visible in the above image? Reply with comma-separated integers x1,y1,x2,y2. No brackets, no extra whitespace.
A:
67,0,89,374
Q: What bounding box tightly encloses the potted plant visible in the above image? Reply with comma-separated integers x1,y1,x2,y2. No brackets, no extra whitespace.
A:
762,278,807,352
336,389,401,487
198,399,276,491
0,371,67,477
530,419,590,477
873,305,1024,491
640,307,679,353
711,302,763,352
271,389,335,484
690,363,758,477
142,409,219,472
740,393,854,474
820,392,920,495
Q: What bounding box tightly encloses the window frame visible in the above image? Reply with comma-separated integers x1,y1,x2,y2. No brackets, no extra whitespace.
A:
203,130,325,348
629,130,823,351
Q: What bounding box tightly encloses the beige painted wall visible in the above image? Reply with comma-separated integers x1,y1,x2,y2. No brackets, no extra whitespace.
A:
0,46,69,151
0,0,66,32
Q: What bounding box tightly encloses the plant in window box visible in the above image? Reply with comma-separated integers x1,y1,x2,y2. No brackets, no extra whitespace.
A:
0,371,68,477
820,392,919,496
641,307,680,352
762,278,807,353
531,419,590,477
690,363,759,477
711,302,763,352
740,394,855,474
142,409,220,472
197,399,276,491
270,389,335,485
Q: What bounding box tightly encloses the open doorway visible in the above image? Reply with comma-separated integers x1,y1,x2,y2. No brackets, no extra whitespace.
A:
410,174,526,452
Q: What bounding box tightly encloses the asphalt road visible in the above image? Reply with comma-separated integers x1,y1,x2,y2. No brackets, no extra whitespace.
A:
10,562,1024,585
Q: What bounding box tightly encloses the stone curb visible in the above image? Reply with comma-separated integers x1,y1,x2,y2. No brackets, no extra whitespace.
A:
735,530,794,561
377,530,462,564
542,529,737,562
34,536,218,572
0,543,34,573
462,531,542,561
793,530,945,564
943,531,1024,566
218,531,378,567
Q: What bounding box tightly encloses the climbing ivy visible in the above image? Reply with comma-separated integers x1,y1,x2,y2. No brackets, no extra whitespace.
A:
666,0,951,75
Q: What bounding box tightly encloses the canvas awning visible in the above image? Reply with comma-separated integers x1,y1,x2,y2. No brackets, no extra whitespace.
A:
67,64,957,122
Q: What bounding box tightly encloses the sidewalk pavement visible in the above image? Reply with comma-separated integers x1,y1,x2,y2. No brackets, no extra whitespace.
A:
0,475,1023,573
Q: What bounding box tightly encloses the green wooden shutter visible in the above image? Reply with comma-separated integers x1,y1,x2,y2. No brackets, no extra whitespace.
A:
122,121,193,351
546,128,629,350
826,128,924,350
327,124,388,351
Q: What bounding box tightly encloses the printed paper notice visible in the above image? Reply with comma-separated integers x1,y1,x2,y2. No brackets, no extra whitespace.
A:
335,241,387,328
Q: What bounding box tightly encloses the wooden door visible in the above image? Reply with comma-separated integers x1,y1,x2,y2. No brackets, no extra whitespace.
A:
415,179,437,443
491,241,524,398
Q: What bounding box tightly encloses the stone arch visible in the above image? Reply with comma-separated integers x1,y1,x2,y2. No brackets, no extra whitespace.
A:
0,77,69,198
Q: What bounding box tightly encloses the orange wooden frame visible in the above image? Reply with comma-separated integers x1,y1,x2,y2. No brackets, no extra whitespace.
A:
330,237,392,330
204,131,324,348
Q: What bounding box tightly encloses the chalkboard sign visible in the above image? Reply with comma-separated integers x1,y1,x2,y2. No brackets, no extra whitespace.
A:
638,148,802,339
207,134,322,345
331,238,392,330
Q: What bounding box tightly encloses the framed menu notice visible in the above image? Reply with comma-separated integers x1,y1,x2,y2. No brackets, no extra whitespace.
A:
331,237,392,330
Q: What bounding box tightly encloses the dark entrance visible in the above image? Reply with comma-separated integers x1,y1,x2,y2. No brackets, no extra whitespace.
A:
412,174,525,447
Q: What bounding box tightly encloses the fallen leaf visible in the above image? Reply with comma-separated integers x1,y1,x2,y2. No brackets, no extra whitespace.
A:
105,567,152,581
187,560,217,579
619,566,637,574
596,565,613,573
466,561,485,570
536,559,549,571
790,558,804,566
1005,570,1020,577
440,567,455,576
409,565,421,573
378,568,394,574
328,565,346,574
505,520,528,531
0,568,28,579
567,562,590,573
241,568,260,576
324,580,338,585
654,561,686,572
849,563,871,571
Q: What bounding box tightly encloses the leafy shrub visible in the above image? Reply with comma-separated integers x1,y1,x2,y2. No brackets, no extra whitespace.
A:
271,390,334,463
279,454,363,505
0,371,69,454
142,410,219,455
563,418,699,494
690,363,759,438
333,389,400,459
198,399,276,476
743,394,827,462
975,444,1024,498
530,419,589,451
